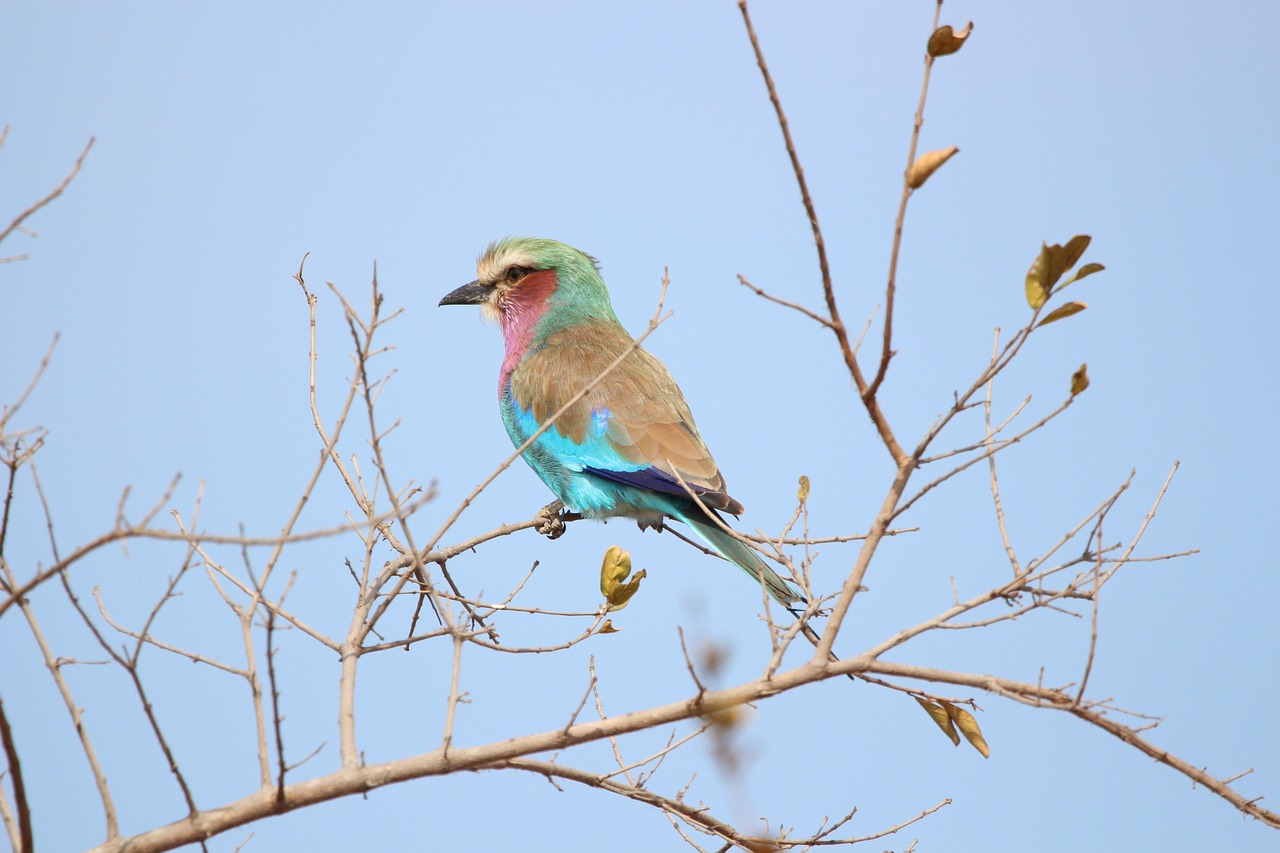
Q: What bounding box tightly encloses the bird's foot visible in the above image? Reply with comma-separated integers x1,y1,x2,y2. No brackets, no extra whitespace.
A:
636,516,666,533
534,500,574,539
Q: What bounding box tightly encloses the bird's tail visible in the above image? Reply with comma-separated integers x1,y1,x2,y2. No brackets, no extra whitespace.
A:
682,513,801,605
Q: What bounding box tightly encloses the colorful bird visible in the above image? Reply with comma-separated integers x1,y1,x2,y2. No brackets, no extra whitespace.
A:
440,237,800,605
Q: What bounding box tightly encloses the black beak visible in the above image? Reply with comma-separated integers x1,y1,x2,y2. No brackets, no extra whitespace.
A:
439,279,490,307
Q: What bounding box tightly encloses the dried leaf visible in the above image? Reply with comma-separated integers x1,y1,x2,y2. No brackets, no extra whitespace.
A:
1041,243,1071,292
915,696,960,746
941,701,991,758
1026,236,1096,307
1071,363,1090,396
597,619,619,634
1062,262,1106,287
1036,301,1088,328
1061,234,1091,271
599,546,645,611
797,475,811,503
927,22,974,57
706,705,746,729
907,145,960,189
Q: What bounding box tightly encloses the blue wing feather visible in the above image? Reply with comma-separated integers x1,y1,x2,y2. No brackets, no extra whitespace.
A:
582,464,732,507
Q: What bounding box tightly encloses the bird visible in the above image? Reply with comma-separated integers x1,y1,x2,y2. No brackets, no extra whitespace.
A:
439,237,800,606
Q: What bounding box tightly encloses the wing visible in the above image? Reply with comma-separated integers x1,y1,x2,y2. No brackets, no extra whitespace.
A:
508,323,743,514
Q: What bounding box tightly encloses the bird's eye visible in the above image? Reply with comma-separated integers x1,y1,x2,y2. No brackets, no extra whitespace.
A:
506,265,533,283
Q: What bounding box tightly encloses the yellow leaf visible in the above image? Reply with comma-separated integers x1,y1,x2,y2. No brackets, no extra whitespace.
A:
927,22,974,57
915,696,960,746
797,475,811,503
599,545,630,596
1071,363,1090,396
1036,301,1088,328
599,546,645,611
942,701,991,758
1025,244,1052,309
907,145,960,189
597,619,619,634
612,569,645,610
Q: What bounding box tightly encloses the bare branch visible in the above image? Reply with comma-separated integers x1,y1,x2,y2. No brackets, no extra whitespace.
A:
0,335,58,436
736,0,906,464
865,2,944,402
0,136,95,248
736,274,835,330
0,695,32,853
0,563,119,839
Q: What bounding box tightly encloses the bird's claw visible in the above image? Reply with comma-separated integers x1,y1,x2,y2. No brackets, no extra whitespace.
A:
636,517,665,533
535,500,569,539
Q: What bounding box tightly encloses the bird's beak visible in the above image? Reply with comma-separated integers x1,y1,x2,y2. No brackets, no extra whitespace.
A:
439,279,490,307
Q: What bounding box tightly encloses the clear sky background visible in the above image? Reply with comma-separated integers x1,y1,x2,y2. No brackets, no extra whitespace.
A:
3,2,1278,851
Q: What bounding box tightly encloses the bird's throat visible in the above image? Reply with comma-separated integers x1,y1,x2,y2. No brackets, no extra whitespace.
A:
498,269,558,383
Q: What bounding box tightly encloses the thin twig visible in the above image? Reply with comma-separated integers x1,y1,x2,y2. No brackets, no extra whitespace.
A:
0,561,119,838
865,2,944,401
983,332,1023,576
0,137,95,246
267,575,296,806
736,274,835,329
0,335,58,435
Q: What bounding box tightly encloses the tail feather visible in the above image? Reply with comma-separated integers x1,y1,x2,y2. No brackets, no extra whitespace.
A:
682,513,801,605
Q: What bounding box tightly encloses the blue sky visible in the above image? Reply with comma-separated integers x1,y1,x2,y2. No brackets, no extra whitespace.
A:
3,2,1278,851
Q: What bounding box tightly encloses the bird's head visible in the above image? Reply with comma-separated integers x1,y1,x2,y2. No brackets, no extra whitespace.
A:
439,237,619,331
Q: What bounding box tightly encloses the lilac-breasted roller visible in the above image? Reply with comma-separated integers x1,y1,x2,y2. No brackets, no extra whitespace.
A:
439,237,800,605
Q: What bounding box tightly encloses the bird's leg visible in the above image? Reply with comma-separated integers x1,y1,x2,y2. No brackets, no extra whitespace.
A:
534,499,579,539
